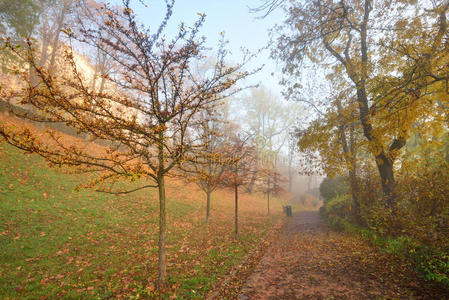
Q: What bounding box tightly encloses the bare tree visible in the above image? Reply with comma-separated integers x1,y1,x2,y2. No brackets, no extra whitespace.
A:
221,131,256,240
1,0,254,287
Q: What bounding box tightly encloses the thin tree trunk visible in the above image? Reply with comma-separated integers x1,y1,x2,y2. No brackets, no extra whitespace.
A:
267,191,270,216
49,0,71,70
337,118,361,222
157,130,167,287
273,157,279,197
206,191,211,223
157,175,167,287
99,77,106,93
288,167,293,193
38,13,51,68
348,169,361,220
246,167,257,194
267,177,271,215
234,184,238,240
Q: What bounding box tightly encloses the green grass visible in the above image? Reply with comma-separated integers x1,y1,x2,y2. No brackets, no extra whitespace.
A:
0,143,280,299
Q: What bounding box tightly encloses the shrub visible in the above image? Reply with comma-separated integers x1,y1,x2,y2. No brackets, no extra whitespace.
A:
325,194,349,219
319,176,348,203
410,246,449,289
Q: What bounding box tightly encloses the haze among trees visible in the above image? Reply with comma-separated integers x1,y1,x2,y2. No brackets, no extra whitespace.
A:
0,0,449,298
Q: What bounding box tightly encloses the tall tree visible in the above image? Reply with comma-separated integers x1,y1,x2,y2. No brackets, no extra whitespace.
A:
241,87,299,194
287,131,297,193
0,0,253,287
37,0,74,70
273,0,449,210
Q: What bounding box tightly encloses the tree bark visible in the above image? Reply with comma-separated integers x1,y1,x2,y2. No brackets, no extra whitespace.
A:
234,184,238,240
157,175,167,287
157,129,167,287
376,154,395,209
206,191,211,223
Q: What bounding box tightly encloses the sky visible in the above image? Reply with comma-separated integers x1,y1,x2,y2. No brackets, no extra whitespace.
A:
128,0,287,99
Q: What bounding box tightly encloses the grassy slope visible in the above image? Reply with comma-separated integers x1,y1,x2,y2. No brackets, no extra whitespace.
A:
0,138,287,299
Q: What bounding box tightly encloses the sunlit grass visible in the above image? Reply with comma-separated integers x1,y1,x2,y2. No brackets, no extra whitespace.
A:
0,142,283,299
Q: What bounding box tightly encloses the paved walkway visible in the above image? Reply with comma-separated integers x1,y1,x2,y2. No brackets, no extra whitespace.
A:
238,211,413,299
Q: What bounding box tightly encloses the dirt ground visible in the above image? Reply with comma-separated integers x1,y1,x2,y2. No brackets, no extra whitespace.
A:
238,211,432,300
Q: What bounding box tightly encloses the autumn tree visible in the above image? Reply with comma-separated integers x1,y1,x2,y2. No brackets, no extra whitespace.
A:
273,0,449,211
260,168,283,215
180,107,228,223
221,131,256,240
297,86,363,220
0,0,254,286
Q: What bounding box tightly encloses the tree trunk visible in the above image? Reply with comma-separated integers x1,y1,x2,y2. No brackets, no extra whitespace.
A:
376,154,395,210
348,169,361,221
337,119,361,222
267,177,271,215
99,76,106,93
49,16,64,70
206,191,211,223
234,184,238,240
246,165,257,194
273,157,279,197
38,13,51,68
267,190,270,216
157,175,167,287
288,169,293,193
273,172,278,197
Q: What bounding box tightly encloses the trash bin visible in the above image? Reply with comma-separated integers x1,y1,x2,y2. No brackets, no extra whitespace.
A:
285,205,292,217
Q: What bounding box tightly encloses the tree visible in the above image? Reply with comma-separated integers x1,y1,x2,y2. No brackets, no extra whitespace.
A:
241,87,299,194
0,0,254,287
0,0,41,39
180,108,228,223
221,131,256,240
287,131,297,193
36,0,75,70
260,168,283,215
296,83,364,220
273,0,449,211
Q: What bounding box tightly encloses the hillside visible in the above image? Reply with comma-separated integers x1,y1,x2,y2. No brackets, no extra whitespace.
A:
0,114,296,299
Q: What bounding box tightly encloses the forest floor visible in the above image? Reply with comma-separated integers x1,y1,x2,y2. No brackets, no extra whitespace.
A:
236,211,440,300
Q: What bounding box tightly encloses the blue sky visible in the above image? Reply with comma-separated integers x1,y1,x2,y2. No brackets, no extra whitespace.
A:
129,0,286,98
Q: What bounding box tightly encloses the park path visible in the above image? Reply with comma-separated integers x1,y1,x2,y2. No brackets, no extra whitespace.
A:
238,211,417,299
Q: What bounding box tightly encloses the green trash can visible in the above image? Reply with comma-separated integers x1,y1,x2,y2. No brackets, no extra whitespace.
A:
285,205,292,217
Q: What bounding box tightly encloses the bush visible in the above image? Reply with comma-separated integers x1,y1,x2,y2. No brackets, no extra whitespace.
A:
319,176,348,203
325,194,349,219
410,246,449,289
